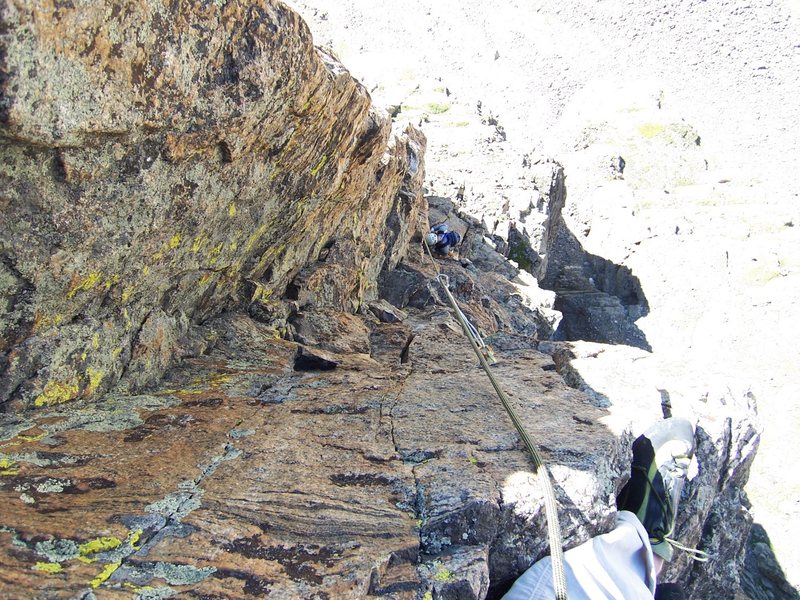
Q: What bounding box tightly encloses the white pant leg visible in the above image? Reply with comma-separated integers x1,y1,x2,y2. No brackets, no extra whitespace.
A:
502,511,658,600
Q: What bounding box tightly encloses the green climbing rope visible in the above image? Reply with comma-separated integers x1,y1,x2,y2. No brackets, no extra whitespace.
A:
423,240,569,600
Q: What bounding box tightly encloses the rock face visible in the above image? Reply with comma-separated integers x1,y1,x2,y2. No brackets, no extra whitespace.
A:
0,1,762,599
0,215,759,599
0,0,424,410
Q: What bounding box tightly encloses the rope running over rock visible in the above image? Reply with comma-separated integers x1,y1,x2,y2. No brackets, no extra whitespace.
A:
422,239,568,600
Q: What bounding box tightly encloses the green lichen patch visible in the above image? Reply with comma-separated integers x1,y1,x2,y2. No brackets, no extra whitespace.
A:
310,155,328,176
134,586,178,600
33,562,64,573
229,428,256,439
35,539,80,563
0,526,27,549
36,394,180,436
34,478,71,493
90,561,121,588
426,102,450,114
432,561,455,582
2,451,85,468
637,122,665,139
145,488,203,521
116,561,216,587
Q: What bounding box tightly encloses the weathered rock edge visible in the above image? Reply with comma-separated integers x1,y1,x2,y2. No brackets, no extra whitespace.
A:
0,0,424,410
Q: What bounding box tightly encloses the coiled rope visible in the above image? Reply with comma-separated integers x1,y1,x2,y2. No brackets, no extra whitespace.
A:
422,240,569,600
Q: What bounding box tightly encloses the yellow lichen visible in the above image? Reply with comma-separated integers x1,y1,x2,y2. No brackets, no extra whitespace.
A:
33,562,63,574
244,223,270,253
253,242,286,275
228,203,237,217
192,234,207,253
78,536,122,563
0,431,47,450
152,234,182,262
251,284,272,302
0,458,19,475
85,368,104,396
34,312,66,332
433,562,455,583
92,333,100,350
67,272,102,300
103,274,121,291
426,102,450,114
310,155,328,176
122,286,133,302
128,529,142,549
89,561,121,588
34,380,80,407
143,265,151,276
207,242,224,266
192,372,232,387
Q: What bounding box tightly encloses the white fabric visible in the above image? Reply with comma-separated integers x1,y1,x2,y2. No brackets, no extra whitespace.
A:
502,511,658,600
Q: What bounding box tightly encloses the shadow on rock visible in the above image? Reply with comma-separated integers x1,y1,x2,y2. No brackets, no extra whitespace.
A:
532,220,651,351
741,523,800,600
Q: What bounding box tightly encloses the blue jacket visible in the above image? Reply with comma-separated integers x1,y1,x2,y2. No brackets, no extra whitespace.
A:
436,231,461,249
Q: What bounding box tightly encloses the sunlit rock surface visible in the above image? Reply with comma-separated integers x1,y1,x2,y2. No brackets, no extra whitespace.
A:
0,0,423,410
0,0,760,598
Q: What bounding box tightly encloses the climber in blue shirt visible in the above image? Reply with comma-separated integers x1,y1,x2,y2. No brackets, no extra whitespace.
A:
426,223,461,256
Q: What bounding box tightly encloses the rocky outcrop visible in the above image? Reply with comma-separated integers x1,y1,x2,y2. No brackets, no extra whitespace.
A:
0,0,424,411
0,0,762,598
0,214,759,599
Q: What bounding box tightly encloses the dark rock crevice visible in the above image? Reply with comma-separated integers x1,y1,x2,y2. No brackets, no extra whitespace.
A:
504,163,651,350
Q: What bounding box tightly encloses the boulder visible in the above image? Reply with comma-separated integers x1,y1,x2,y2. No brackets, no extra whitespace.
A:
369,299,409,323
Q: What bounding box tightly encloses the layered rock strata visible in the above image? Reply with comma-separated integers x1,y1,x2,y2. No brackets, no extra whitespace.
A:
0,236,758,599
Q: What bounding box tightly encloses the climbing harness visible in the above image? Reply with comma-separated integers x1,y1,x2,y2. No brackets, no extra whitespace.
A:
423,239,569,600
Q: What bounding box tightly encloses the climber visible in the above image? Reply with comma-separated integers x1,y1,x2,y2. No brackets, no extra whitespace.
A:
503,417,706,600
426,223,461,257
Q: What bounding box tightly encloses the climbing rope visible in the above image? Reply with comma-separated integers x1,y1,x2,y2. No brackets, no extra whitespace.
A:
422,239,569,600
